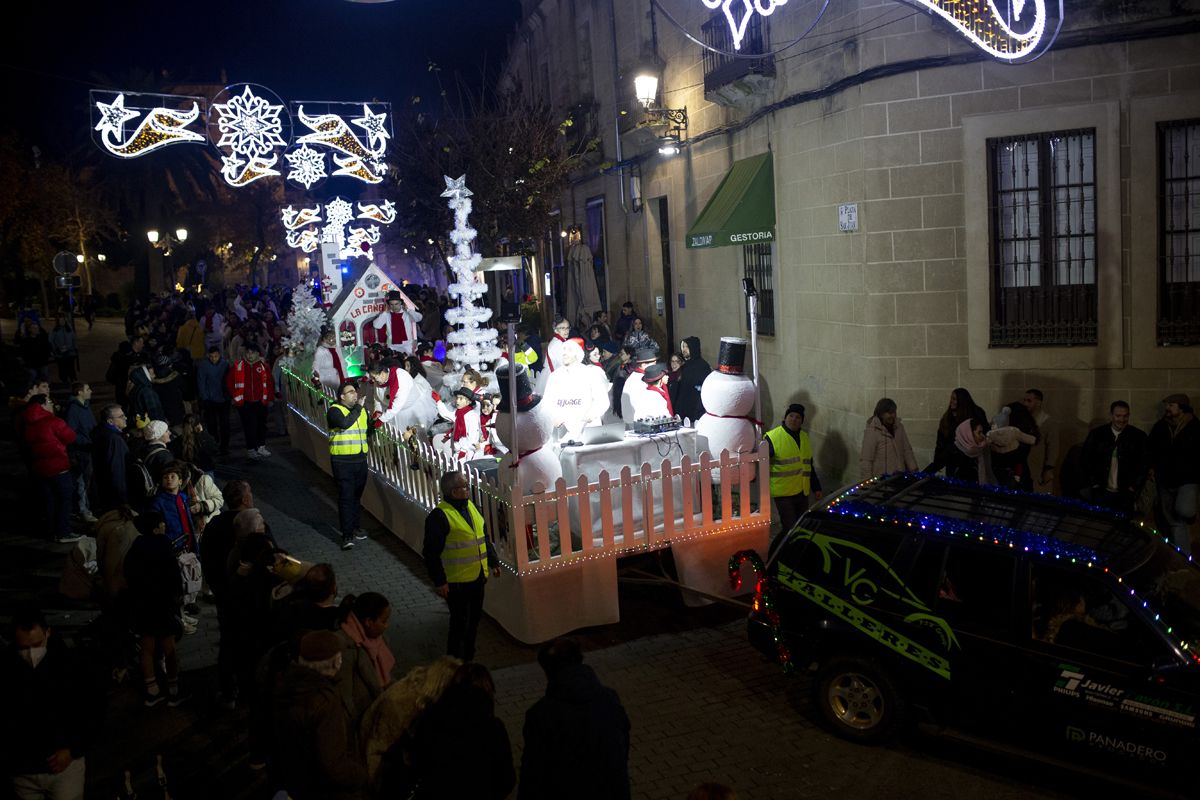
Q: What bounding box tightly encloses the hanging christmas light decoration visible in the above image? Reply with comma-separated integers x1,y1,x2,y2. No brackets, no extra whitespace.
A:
210,84,290,186
356,200,397,225
91,91,206,158
281,204,323,231
284,144,328,189
294,103,390,185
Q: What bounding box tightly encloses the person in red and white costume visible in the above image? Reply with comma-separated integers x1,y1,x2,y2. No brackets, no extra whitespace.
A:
311,328,346,394
367,359,415,430
478,392,507,455
415,341,445,393
636,363,674,420
619,347,659,422
534,316,571,395
435,388,482,462
370,290,422,356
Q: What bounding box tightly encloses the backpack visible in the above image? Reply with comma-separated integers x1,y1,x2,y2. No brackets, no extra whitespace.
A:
127,454,156,501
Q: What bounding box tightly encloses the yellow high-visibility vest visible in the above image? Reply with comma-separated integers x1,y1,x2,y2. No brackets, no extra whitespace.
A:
436,500,489,584
764,425,812,498
329,403,369,456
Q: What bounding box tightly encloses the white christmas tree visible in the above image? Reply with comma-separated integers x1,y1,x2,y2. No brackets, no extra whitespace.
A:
280,282,327,366
441,174,501,372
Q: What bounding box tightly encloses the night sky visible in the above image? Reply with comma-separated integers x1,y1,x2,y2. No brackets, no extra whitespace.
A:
3,0,522,154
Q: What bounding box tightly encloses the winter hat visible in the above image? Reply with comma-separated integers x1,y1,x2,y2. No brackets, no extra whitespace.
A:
145,420,169,441
785,404,806,419
299,630,342,662
641,363,669,383
1163,393,1191,408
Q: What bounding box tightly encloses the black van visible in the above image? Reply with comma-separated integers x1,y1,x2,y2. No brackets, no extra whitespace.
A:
736,473,1200,787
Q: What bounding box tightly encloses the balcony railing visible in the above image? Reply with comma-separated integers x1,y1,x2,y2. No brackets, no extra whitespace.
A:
701,13,775,97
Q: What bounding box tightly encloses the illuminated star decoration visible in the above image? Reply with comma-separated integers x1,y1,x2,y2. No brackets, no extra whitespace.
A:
213,86,287,185
94,94,139,140
285,144,327,189
440,174,473,205
351,104,390,152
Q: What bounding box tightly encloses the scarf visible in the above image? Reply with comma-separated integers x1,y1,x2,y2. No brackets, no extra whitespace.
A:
341,611,395,688
322,345,345,383
647,383,673,416
954,419,993,484
389,311,408,345
452,405,471,441
385,368,402,411
546,334,567,372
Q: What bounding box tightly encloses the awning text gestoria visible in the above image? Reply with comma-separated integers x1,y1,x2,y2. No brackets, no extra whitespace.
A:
686,152,776,249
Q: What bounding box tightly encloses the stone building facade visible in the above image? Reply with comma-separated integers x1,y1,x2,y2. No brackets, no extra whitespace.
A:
501,0,1200,486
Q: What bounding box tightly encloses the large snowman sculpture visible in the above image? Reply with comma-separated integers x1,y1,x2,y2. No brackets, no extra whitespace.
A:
496,364,564,494
695,337,759,482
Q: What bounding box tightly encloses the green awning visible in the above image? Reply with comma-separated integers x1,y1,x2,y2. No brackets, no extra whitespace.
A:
686,152,776,249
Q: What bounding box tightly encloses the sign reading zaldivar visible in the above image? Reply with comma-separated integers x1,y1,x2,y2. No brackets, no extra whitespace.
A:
686,152,776,250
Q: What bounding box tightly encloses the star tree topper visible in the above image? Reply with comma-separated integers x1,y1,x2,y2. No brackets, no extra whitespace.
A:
441,174,473,204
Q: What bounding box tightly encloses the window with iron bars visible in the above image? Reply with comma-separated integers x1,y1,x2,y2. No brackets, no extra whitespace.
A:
700,12,775,96
743,243,775,337
1158,118,1200,346
987,129,1098,347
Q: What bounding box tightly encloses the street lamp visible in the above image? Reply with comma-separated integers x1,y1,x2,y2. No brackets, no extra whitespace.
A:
633,67,687,156
147,227,188,294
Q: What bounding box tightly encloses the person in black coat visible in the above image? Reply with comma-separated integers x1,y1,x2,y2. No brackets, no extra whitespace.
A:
91,404,131,513
409,663,515,800
0,606,103,796
675,336,711,424
518,638,630,800
124,511,186,706
1079,400,1149,515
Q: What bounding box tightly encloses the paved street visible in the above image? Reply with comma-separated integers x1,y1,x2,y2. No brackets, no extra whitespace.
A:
0,319,1139,799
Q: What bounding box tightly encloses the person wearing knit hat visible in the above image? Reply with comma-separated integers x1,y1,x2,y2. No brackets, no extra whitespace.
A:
142,420,174,487
272,630,367,797
762,403,823,538
1149,393,1199,553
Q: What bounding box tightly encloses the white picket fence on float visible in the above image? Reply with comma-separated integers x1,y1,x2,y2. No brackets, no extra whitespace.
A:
282,368,771,577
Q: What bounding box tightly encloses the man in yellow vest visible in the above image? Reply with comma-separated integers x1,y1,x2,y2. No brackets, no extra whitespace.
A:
328,380,373,551
422,470,500,660
763,403,823,538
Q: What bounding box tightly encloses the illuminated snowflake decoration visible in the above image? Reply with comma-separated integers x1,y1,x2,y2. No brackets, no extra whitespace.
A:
324,198,355,229
214,86,287,156
285,144,327,189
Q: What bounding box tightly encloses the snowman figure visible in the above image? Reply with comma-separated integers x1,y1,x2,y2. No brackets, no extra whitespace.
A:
695,337,759,482
496,364,563,494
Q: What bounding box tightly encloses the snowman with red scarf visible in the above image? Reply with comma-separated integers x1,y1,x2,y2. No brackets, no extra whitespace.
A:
695,337,759,481
496,363,562,494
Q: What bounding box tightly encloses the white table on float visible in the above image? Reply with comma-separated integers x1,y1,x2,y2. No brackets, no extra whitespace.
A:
557,428,699,542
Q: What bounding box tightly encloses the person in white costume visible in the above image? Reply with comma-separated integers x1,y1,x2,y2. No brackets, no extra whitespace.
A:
383,356,438,430
534,316,571,395
371,290,422,356
635,363,673,420
619,348,659,423
582,343,614,427
311,328,346,394
367,359,415,429
435,388,483,462
543,338,599,444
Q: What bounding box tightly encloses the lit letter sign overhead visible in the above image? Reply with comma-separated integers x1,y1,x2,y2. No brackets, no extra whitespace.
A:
694,0,1062,61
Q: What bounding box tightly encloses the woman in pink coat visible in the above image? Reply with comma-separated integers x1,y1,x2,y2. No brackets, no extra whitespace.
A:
859,397,919,480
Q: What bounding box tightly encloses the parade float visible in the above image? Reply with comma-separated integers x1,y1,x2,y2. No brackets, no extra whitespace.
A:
281,176,771,643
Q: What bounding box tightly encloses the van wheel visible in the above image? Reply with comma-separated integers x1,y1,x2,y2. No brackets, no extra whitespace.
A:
816,658,904,743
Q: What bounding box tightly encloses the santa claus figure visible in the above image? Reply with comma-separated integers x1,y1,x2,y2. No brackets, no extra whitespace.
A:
637,363,673,420
534,316,572,394
311,327,345,394
367,358,415,429
371,290,422,355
